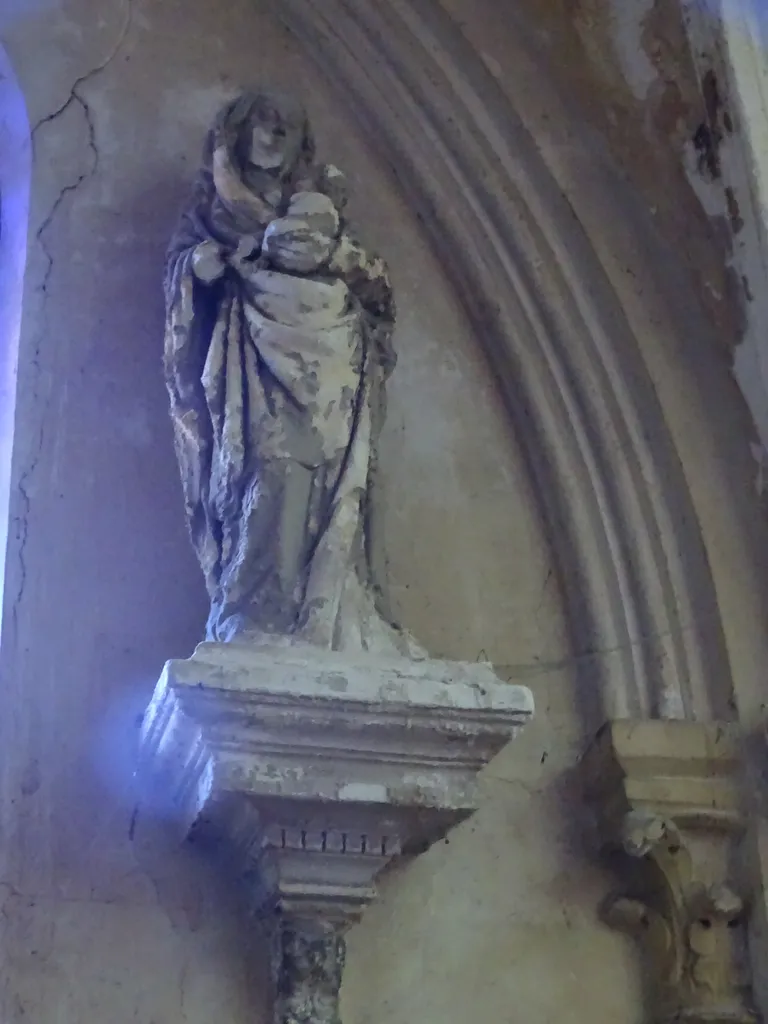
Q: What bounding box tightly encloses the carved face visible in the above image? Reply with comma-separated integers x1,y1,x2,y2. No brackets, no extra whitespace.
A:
248,108,288,170
242,94,307,176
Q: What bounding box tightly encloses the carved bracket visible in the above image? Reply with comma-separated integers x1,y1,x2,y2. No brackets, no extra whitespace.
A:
138,640,533,1022
584,721,759,1024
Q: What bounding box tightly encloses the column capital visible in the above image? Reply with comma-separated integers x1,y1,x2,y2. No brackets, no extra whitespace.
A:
584,719,758,1024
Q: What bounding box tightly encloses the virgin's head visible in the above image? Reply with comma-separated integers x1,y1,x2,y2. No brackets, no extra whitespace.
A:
202,90,315,227
217,90,314,181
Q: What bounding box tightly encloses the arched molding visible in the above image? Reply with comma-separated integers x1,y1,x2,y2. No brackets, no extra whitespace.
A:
0,45,30,640
275,0,733,726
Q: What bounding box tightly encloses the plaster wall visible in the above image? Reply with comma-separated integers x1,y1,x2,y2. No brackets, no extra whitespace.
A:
0,0,763,1022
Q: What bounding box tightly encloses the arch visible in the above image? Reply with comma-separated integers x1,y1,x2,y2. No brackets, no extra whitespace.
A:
276,0,733,726
0,46,30,640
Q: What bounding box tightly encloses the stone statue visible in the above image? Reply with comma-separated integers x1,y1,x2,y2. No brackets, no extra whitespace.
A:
164,91,422,656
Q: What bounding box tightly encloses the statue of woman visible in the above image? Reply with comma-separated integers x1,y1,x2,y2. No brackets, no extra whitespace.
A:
164,91,421,657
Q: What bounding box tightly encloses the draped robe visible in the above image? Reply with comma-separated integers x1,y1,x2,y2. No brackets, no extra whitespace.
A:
164,117,419,655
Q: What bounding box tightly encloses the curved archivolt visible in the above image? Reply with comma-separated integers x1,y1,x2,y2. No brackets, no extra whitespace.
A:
275,0,733,725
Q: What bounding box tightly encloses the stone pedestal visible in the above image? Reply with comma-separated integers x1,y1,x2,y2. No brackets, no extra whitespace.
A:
584,720,759,1024
139,641,533,1022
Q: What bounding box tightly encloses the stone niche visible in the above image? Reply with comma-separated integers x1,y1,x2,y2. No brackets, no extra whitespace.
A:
139,640,533,1023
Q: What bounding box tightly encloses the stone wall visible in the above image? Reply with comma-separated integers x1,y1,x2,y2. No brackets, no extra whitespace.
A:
2,1,767,1021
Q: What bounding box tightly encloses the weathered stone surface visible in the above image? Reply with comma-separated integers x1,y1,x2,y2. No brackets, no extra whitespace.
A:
11,0,768,1021
584,721,758,1024
139,638,534,948
140,641,533,1021
164,90,419,655
272,917,346,1024
140,640,534,853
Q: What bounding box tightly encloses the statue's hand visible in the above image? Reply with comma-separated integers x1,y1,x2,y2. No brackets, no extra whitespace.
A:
232,235,259,263
227,235,261,275
192,240,226,283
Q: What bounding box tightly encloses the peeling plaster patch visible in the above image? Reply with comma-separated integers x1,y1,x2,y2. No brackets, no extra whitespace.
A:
682,1,768,486
611,0,658,100
338,783,388,803
576,0,661,101
681,135,726,218
692,69,733,180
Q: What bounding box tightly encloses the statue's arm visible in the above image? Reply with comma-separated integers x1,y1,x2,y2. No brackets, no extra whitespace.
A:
165,184,252,292
163,211,220,581
163,209,222,396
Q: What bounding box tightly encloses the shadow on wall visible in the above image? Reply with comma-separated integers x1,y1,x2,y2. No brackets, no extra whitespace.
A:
0,45,30,638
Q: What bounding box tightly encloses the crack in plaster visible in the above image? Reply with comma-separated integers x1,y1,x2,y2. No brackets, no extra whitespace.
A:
30,0,132,140
498,611,720,684
10,0,132,641
34,92,99,298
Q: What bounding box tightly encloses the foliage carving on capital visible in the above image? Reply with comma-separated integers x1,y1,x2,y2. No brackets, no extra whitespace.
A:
602,811,756,1023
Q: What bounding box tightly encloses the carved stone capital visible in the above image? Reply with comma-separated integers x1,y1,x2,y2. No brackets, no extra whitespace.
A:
584,720,758,1024
138,641,533,1021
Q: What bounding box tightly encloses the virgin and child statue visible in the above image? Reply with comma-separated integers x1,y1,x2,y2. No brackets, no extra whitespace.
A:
164,91,422,658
